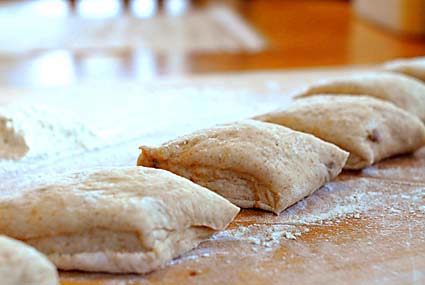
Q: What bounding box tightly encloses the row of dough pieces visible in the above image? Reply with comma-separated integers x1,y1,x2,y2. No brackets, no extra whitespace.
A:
1,57,425,285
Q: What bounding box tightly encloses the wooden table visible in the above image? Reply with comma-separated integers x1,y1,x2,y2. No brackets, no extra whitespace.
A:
0,68,424,285
0,1,424,284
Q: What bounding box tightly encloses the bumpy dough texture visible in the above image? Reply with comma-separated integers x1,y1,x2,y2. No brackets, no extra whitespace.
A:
0,167,239,274
384,57,425,82
255,95,425,170
138,120,348,214
0,116,28,160
295,72,425,122
0,235,58,285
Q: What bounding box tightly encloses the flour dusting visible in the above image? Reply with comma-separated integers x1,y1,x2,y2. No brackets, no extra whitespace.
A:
211,224,310,251
278,179,372,224
0,104,99,160
216,178,425,250
263,178,424,225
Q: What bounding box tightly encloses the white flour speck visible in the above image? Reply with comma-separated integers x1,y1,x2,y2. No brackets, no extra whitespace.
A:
284,232,297,240
211,224,309,249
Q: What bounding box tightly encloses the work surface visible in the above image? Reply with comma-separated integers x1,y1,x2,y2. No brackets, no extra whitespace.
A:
0,67,424,285
1,1,424,283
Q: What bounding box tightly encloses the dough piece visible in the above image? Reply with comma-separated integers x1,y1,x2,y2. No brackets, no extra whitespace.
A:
384,57,425,82
0,167,239,274
138,120,348,214
254,95,425,170
0,116,28,160
295,72,425,122
0,235,58,285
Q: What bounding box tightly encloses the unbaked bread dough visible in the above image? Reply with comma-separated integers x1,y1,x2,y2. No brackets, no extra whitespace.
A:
0,235,58,285
384,57,425,82
0,167,239,274
138,120,348,214
0,116,28,160
254,95,425,170
295,72,425,122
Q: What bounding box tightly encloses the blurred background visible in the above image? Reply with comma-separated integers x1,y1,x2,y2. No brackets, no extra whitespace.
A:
0,0,424,89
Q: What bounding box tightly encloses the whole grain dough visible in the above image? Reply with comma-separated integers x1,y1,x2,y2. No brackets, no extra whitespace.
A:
138,120,348,214
254,95,425,170
384,57,425,82
0,235,58,285
295,72,425,122
0,167,239,274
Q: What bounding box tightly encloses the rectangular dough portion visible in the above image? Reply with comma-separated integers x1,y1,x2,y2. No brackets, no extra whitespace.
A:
255,95,425,169
138,120,349,214
0,235,58,285
384,57,425,82
0,167,239,274
295,72,425,122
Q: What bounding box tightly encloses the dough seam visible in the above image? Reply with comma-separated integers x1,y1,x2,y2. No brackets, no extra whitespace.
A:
45,225,213,274
149,160,280,209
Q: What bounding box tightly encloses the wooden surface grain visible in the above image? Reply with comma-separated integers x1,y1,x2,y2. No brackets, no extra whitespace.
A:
0,67,424,285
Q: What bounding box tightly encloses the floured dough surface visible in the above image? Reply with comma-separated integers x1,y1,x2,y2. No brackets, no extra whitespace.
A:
384,57,425,82
0,104,98,160
138,120,348,214
0,235,58,285
295,72,425,122
0,167,239,273
0,116,28,160
255,95,425,169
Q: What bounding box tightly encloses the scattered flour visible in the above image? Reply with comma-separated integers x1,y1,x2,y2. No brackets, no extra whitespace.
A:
284,232,297,240
275,179,374,224
213,178,424,250
0,104,99,160
211,224,309,250
272,179,424,225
